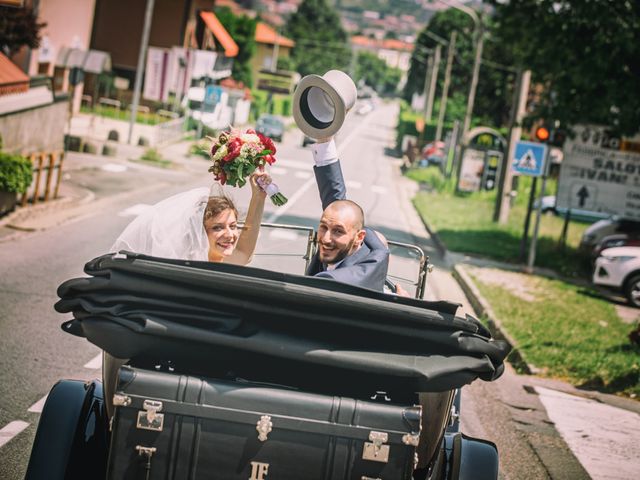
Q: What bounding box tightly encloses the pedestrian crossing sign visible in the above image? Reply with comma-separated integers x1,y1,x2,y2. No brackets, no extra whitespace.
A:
512,141,548,177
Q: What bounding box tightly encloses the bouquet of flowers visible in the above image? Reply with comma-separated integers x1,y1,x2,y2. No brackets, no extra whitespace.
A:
208,129,288,206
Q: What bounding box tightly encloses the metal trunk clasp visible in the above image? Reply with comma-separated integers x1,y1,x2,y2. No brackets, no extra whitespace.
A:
136,399,165,432
362,431,389,463
256,415,273,442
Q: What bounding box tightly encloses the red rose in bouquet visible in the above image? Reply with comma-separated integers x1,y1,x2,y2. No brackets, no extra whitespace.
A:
207,129,287,206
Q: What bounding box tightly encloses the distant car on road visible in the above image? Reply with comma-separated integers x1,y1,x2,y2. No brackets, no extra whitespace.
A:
255,114,284,142
593,246,640,308
355,101,374,115
302,134,316,147
419,141,446,167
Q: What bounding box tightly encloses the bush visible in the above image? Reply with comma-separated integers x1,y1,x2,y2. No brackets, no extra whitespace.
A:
0,153,33,194
189,139,212,159
395,101,453,151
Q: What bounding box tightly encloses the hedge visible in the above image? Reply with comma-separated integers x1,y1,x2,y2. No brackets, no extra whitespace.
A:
0,153,33,194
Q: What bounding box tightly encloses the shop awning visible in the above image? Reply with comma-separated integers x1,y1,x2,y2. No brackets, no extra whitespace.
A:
199,11,239,58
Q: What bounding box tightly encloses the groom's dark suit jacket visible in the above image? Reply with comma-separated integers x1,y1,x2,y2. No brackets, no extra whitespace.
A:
305,161,389,291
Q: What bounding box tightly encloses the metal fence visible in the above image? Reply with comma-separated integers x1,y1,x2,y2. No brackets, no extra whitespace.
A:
155,116,186,146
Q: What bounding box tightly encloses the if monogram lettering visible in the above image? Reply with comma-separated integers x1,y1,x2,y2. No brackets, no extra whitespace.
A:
249,461,269,480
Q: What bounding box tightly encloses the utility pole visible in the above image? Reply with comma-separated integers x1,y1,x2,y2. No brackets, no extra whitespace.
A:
421,53,434,122
436,31,456,142
493,69,531,223
462,18,483,136
128,0,155,145
270,30,280,72
425,44,441,123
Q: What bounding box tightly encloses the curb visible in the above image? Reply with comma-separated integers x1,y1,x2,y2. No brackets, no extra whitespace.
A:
0,185,95,232
452,264,534,375
409,195,536,374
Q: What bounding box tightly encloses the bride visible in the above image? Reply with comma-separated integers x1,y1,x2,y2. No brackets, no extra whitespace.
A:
111,171,272,264
104,171,272,416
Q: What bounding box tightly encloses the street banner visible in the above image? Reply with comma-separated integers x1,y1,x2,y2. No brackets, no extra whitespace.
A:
257,69,299,94
458,147,485,192
143,47,170,102
191,50,218,81
556,125,640,220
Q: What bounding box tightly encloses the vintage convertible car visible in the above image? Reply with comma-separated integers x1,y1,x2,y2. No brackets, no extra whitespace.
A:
25,224,509,480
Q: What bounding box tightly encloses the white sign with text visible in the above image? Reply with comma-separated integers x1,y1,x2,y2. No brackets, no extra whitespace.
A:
556,125,640,220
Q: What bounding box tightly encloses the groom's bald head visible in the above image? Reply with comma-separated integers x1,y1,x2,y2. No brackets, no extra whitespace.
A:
324,200,365,230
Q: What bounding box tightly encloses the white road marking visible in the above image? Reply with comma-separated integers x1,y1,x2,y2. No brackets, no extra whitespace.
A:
371,185,387,194
294,171,312,179
269,229,300,241
28,395,48,413
118,203,152,217
84,353,103,369
270,166,288,176
275,159,312,171
265,177,316,223
101,163,128,173
265,117,372,224
536,386,640,480
346,180,362,189
0,421,30,448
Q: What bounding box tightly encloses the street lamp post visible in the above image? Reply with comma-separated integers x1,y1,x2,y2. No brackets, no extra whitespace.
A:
438,0,483,136
128,0,155,145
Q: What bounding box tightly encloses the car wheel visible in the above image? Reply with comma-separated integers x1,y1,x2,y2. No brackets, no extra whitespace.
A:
624,274,640,308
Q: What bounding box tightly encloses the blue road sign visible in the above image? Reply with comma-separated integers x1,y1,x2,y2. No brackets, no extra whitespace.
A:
512,140,548,177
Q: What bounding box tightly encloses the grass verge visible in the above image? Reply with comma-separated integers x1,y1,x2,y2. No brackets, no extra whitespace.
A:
409,166,591,278
468,268,640,397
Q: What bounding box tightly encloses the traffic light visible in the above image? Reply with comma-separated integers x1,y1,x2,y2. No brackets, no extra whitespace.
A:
534,126,550,142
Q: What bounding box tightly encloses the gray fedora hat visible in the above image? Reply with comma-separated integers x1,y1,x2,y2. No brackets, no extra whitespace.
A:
292,70,358,139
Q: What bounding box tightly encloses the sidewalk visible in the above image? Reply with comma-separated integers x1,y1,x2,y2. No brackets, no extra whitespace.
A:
0,114,199,241
406,178,640,479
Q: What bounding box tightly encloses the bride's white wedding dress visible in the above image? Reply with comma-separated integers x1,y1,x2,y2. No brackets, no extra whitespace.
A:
111,187,211,260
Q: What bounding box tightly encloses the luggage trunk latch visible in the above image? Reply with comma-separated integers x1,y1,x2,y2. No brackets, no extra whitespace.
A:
136,399,164,432
363,431,389,463
256,415,273,442
113,393,131,407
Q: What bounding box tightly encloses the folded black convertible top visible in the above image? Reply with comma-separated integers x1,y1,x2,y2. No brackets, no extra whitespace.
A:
56,252,510,395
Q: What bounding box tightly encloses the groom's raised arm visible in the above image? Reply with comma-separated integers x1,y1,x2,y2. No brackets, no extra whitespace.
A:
310,139,346,209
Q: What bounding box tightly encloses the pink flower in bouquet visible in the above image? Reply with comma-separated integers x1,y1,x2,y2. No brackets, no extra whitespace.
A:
257,132,276,155
207,128,287,206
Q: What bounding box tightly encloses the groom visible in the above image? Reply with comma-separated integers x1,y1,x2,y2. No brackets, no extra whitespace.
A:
305,137,389,292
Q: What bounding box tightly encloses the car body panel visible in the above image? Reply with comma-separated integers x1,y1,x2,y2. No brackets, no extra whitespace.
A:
593,246,640,292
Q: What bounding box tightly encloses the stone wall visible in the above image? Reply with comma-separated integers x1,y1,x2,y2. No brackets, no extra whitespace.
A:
0,98,69,154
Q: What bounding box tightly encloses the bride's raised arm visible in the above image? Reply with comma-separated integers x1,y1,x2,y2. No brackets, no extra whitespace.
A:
227,172,269,265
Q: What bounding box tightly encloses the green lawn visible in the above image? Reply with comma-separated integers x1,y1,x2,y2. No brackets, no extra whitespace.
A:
409,167,590,278
80,105,167,125
470,269,640,397
408,166,640,397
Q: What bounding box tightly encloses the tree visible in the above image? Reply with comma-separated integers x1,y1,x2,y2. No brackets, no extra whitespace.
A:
215,7,257,88
488,0,640,135
0,6,46,57
355,51,401,95
404,8,516,129
283,0,351,77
